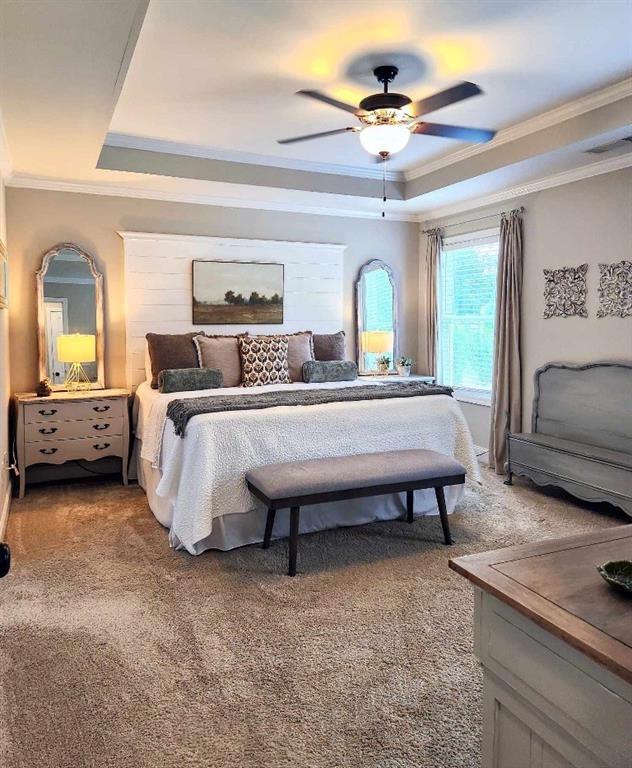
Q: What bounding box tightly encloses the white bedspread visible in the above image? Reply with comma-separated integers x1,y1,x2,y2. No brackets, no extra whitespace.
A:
136,381,481,554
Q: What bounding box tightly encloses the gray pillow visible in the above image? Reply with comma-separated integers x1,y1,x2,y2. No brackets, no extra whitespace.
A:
312,331,345,361
302,360,358,383
146,332,202,389
194,334,245,388
158,367,223,393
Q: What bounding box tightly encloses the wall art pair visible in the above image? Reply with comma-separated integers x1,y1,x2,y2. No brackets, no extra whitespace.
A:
543,260,631,319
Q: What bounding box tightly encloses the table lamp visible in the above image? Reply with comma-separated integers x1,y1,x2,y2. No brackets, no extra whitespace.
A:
57,333,95,391
361,330,394,373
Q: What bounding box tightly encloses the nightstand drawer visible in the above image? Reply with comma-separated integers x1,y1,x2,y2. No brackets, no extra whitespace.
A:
24,398,125,424
25,435,124,466
25,418,123,443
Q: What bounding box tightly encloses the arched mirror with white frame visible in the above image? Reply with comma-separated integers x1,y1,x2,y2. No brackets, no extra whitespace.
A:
37,243,105,390
356,259,398,374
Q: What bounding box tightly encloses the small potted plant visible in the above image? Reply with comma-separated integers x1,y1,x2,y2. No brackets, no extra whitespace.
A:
376,354,391,374
396,356,414,377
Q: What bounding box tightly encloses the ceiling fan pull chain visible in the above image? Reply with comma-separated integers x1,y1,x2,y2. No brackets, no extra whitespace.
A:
381,152,388,218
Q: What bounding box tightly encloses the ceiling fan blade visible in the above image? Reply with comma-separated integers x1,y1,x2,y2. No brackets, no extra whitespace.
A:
407,81,482,118
412,122,496,143
297,89,364,115
277,127,358,145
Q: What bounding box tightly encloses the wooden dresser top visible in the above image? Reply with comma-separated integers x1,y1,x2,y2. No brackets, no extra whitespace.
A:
450,526,632,684
14,388,129,404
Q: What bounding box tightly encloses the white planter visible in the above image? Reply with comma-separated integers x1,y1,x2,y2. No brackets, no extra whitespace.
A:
396,365,411,377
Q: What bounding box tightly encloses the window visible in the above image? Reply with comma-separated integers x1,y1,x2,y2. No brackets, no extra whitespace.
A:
436,230,499,401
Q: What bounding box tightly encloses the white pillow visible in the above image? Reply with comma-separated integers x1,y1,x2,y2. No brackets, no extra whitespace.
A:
145,344,152,383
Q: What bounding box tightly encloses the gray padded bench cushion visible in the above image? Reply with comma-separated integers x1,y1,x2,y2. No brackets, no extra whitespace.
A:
245,449,466,502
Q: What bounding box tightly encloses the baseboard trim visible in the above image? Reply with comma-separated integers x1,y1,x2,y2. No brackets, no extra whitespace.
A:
0,479,10,540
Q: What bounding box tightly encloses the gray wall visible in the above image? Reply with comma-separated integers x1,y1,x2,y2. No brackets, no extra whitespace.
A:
0,140,9,512
6,188,419,393
420,167,632,445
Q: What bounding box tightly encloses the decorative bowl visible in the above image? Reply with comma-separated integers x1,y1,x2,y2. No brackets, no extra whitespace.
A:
597,560,632,594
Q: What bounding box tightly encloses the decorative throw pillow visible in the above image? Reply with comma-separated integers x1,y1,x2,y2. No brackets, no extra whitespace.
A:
303,360,358,383
194,334,245,388
313,331,346,361
146,332,202,389
158,367,223,393
239,335,290,387
286,331,314,382
597,260,632,318
543,265,588,318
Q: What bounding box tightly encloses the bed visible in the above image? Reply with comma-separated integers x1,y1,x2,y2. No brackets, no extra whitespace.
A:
123,232,481,555
134,379,481,554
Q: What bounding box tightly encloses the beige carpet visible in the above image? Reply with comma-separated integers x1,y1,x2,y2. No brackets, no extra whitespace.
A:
0,466,625,768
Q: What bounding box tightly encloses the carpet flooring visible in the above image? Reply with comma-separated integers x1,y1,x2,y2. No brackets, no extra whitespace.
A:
0,466,625,768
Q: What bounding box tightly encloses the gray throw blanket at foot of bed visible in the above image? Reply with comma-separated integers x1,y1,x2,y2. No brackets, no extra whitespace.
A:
167,381,453,437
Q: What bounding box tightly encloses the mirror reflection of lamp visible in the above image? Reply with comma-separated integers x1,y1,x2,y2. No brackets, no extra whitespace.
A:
361,330,394,374
56,333,95,391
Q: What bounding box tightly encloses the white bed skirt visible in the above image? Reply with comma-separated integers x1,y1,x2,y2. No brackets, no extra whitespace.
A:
136,440,465,552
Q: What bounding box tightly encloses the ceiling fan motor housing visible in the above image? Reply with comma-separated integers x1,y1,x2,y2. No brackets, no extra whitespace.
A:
359,65,411,113
359,92,412,112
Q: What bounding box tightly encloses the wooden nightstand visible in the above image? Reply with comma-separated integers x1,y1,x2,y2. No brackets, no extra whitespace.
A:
13,389,130,498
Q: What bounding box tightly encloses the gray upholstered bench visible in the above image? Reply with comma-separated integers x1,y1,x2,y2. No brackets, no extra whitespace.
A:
246,448,466,576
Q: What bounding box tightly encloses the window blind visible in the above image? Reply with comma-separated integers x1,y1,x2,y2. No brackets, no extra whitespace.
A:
437,234,499,394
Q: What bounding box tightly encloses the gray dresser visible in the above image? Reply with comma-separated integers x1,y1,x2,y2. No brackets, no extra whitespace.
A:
14,389,130,497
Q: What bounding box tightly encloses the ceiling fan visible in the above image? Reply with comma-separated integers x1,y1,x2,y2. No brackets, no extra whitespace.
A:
278,65,496,159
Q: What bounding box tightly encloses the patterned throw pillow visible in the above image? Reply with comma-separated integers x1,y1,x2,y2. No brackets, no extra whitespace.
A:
239,335,291,387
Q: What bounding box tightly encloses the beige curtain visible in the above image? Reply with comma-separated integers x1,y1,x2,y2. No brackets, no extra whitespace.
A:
419,228,442,377
489,209,524,473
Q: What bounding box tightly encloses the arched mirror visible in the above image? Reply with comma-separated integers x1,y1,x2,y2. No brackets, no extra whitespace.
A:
37,243,104,390
356,259,398,374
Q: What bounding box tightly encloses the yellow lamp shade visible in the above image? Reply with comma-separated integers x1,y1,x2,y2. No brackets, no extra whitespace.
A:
362,330,393,354
57,334,96,363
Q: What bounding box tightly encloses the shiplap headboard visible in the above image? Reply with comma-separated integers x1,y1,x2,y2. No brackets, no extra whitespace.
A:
119,232,345,389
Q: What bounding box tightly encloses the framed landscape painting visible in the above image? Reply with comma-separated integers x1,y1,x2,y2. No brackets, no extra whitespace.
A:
192,260,284,324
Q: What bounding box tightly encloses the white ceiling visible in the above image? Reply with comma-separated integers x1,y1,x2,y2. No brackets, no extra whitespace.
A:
110,0,632,172
0,0,630,220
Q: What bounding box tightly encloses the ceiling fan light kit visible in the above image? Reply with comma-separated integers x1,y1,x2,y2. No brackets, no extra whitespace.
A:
359,123,410,156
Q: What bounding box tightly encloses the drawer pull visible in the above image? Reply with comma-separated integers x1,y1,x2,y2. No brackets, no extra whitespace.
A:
38,408,57,416
92,423,110,431
39,447,58,455
39,427,58,435
93,405,110,413
93,443,111,451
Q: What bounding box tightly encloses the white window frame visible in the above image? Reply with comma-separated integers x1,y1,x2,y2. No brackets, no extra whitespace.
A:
437,227,500,406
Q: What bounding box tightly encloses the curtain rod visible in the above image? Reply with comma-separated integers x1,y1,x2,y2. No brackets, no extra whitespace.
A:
422,206,524,234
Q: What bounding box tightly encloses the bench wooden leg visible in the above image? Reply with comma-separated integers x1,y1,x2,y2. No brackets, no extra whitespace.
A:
262,507,276,549
289,506,300,577
406,490,414,523
435,486,453,545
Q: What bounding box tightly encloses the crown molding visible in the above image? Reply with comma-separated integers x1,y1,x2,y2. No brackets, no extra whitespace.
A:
104,132,404,182
117,231,347,252
5,174,418,222
417,153,632,224
404,77,632,182
8,152,629,226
